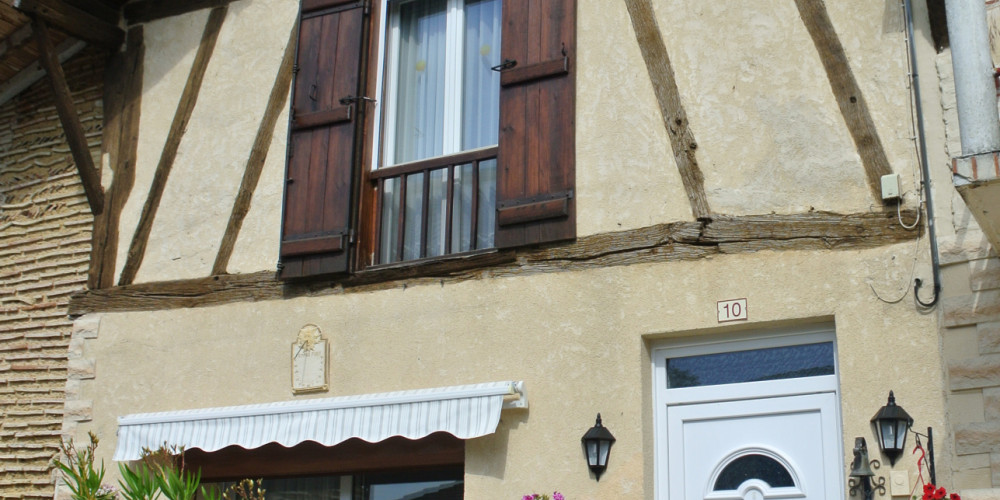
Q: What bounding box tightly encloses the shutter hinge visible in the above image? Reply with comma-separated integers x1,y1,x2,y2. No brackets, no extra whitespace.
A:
348,229,355,244
339,95,377,105
292,64,299,75
362,0,371,15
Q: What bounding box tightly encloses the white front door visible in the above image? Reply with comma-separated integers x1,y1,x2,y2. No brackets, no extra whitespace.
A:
667,393,841,500
653,327,845,500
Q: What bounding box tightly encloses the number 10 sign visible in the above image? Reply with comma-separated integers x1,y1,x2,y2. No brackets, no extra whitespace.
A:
717,298,748,323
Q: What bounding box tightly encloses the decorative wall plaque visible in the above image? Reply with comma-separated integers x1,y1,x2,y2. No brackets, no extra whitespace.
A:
291,324,328,394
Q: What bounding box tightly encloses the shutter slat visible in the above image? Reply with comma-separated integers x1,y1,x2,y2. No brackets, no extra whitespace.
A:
495,0,576,248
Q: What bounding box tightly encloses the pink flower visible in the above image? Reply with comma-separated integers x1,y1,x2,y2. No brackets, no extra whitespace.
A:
553,493,564,500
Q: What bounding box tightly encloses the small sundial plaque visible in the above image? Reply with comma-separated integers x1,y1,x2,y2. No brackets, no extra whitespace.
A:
291,324,328,394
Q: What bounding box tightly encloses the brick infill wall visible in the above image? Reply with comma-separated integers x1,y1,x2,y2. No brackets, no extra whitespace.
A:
0,47,103,500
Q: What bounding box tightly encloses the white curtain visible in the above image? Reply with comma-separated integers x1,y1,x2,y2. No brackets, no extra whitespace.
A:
462,0,501,151
394,0,447,164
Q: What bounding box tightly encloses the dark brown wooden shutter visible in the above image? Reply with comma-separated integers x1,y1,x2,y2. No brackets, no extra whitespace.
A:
495,0,576,249
279,0,366,279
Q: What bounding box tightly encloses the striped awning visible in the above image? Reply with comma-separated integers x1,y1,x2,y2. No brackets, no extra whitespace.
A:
113,381,527,461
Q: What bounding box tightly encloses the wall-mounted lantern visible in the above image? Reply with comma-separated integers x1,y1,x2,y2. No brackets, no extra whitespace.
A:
870,391,914,466
581,413,615,481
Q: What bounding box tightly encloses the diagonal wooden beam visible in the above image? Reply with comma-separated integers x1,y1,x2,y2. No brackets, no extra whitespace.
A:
623,0,711,220
89,26,144,290
794,0,893,203
212,23,298,275
15,0,123,49
32,16,104,215
118,6,228,286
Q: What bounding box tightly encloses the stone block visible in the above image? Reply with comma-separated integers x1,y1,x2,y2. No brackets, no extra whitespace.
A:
62,400,91,422
952,354,1000,391
945,291,1000,327
65,337,85,359
962,488,1000,500
987,388,1000,421
957,421,1000,455
981,323,1000,355
973,259,1000,292
940,232,996,265
993,453,1000,487
71,314,100,339
66,359,94,380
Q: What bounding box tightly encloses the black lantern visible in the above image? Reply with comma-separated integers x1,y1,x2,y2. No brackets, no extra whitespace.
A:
870,391,913,466
581,413,616,481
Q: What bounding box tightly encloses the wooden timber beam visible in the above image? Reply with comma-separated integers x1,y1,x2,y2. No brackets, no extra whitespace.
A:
794,0,893,203
14,0,124,49
32,17,104,215
624,0,711,220
118,6,228,286
212,23,297,275
89,26,144,289
69,210,921,315
125,0,234,24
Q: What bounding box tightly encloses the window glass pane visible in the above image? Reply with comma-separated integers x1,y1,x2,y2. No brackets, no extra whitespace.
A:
426,168,449,257
199,476,352,500
476,159,495,249
394,0,447,164
370,480,463,500
461,0,501,151
403,173,425,261
713,454,795,491
380,177,402,264
451,163,474,252
666,342,835,388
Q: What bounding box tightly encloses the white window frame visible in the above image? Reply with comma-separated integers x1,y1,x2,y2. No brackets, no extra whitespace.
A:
372,0,477,170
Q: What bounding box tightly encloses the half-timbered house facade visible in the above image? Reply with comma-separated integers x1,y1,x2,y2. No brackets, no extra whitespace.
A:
8,0,1000,498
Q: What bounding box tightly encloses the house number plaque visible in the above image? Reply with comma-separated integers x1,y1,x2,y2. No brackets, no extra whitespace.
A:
717,298,748,323
291,324,328,394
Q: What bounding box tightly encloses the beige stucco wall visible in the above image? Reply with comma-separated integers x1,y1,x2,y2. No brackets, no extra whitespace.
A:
76,243,947,497
74,0,962,496
110,0,924,284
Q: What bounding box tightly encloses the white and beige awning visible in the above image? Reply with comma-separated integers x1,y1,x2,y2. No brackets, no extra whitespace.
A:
113,381,527,461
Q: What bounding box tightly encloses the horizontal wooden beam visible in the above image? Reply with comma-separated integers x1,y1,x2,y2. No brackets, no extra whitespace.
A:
59,0,120,25
14,0,123,48
69,210,921,315
124,0,233,24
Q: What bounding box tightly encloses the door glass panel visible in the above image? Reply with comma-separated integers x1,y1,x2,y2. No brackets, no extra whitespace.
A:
666,342,834,388
714,454,795,491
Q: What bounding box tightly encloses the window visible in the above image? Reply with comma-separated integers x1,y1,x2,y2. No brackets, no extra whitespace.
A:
188,436,464,499
279,0,577,279
374,0,501,263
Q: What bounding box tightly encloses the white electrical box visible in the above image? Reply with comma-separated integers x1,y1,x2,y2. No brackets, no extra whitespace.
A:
881,173,901,201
